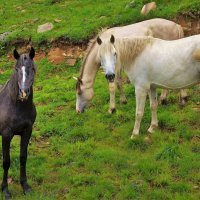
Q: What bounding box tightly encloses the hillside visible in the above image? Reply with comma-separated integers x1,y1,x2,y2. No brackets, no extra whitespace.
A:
0,1,200,200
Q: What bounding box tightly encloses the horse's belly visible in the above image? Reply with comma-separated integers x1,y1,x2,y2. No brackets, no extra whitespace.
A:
151,74,200,89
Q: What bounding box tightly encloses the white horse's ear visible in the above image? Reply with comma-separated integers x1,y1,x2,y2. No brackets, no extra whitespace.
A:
73,76,78,80
110,35,115,44
97,36,102,45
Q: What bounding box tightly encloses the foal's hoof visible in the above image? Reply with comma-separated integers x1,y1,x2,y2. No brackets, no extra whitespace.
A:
108,108,116,114
22,183,32,194
2,188,11,200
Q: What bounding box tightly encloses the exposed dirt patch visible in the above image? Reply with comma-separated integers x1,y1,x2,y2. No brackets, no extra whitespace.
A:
0,68,5,74
175,14,200,36
35,52,46,61
4,14,200,66
47,45,84,65
48,48,66,64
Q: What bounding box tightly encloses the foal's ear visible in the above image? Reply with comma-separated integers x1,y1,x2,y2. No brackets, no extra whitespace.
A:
29,47,35,59
13,49,20,60
97,36,102,45
110,35,115,44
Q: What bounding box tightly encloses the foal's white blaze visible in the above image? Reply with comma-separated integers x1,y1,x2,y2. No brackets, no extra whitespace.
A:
22,66,26,87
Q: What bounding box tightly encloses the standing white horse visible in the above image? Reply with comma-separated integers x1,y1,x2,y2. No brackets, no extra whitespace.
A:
97,35,200,139
75,18,188,113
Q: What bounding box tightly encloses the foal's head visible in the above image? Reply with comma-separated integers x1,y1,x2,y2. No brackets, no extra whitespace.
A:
97,35,116,82
13,47,36,101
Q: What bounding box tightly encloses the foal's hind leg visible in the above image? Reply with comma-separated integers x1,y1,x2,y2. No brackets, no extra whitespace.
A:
1,130,13,199
20,126,32,194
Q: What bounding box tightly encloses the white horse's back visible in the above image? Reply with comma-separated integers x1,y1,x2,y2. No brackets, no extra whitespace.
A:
130,35,200,89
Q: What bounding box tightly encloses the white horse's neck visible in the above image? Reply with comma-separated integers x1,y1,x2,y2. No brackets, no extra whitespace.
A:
80,44,99,88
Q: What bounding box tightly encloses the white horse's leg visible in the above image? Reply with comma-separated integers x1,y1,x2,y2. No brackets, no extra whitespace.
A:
131,87,147,139
159,89,168,105
108,82,116,113
116,74,127,104
148,87,158,133
180,89,188,106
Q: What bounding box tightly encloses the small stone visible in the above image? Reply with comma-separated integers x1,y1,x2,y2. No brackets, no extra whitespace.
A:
0,32,11,41
192,107,200,112
193,185,199,190
37,23,54,33
33,18,39,23
125,0,136,9
54,19,62,23
16,6,22,11
99,16,106,20
141,2,157,15
66,58,77,66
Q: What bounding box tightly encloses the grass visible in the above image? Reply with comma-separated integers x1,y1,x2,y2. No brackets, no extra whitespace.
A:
0,54,199,199
0,0,200,199
1,0,200,50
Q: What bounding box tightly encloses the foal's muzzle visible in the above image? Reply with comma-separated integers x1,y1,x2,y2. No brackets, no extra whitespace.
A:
105,73,115,82
19,88,30,101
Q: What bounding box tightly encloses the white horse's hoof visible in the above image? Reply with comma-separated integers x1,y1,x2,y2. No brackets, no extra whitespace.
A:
144,136,152,143
108,108,116,114
147,124,158,133
120,97,127,104
130,134,139,140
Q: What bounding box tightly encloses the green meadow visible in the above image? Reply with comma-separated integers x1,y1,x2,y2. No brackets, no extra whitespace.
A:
0,0,200,199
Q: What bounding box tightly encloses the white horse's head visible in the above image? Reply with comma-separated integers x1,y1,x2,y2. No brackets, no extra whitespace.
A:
97,35,117,82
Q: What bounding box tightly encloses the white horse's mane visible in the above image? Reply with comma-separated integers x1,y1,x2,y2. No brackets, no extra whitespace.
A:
98,36,154,74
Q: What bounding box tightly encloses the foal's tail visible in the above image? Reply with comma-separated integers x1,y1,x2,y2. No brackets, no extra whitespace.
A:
176,24,184,39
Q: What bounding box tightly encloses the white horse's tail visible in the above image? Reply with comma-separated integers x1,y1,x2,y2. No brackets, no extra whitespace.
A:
193,49,200,61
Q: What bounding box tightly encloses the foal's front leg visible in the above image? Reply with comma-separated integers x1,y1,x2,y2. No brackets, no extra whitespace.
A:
20,126,32,194
131,87,147,139
1,130,13,199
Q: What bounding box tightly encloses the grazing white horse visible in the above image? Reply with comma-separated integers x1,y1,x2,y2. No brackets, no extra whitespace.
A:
97,35,200,139
75,19,187,113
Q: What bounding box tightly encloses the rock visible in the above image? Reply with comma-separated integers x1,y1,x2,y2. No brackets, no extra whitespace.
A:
37,23,54,33
54,19,62,23
192,107,200,112
141,2,157,15
0,32,11,41
66,58,77,66
125,0,136,9
33,18,39,23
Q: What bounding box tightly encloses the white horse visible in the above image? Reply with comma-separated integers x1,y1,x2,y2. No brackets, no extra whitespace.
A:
97,35,200,139
75,19,188,113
